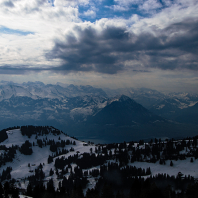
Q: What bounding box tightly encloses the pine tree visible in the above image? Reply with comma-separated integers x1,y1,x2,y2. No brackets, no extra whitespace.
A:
0,183,3,198
26,183,33,197
49,168,54,176
101,184,114,198
116,190,125,198
11,188,19,198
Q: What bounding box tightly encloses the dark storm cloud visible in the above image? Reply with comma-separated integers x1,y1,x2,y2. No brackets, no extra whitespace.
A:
46,18,198,74
46,26,130,74
2,17,196,75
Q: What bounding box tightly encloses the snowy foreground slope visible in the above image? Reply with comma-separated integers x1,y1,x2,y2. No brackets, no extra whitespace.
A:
1,126,198,197
0,127,95,191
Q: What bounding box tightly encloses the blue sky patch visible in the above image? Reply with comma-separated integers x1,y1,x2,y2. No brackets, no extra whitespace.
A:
78,0,153,22
0,26,34,36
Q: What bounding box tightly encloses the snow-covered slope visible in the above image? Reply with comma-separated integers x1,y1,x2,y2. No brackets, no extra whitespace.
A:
0,127,96,191
1,126,198,197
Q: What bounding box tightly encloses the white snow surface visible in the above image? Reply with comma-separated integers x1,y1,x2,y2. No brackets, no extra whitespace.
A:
156,104,165,109
0,129,96,191
130,159,198,179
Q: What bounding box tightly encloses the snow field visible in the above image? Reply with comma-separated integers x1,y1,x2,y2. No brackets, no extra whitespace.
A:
0,129,96,191
1,128,198,195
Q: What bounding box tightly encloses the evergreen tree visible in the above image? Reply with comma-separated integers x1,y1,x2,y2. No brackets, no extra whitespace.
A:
47,178,55,193
186,183,198,198
11,188,19,198
0,183,3,198
70,185,84,198
86,188,100,198
26,183,33,197
101,184,114,198
116,190,125,198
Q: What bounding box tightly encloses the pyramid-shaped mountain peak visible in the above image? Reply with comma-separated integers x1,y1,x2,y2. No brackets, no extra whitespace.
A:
118,94,132,101
87,94,164,125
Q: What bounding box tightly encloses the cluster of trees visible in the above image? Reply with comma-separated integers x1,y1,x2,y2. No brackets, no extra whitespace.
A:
36,138,75,150
48,149,70,163
59,173,88,193
26,182,84,198
26,170,88,198
0,129,8,143
19,140,33,155
21,125,61,137
0,177,197,198
0,181,19,198
48,139,75,152
96,136,198,166
53,152,107,170
85,163,151,179
95,175,196,198
27,164,45,186
76,153,107,169
0,145,17,167
54,154,79,170
0,167,12,181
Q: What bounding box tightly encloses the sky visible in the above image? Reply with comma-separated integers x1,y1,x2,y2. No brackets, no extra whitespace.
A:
0,0,198,93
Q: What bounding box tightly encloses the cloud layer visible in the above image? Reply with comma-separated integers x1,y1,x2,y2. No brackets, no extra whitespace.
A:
0,0,198,92
46,16,198,74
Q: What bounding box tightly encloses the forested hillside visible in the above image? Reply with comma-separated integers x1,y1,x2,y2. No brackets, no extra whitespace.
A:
0,126,198,197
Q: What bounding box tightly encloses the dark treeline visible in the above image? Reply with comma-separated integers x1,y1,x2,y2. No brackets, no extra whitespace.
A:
1,176,197,198
36,137,75,153
100,136,198,164
21,125,61,137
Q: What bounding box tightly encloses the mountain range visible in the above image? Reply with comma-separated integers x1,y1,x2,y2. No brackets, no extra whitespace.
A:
0,81,198,143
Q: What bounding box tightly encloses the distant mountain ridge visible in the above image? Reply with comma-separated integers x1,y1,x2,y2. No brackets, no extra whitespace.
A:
1,81,198,110
0,81,107,101
0,81,198,142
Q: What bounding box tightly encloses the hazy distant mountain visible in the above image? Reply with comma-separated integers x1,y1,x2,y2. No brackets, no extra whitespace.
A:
167,92,198,102
149,93,198,123
104,87,166,108
87,95,165,126
0,81,107,101
149,98,183,119
174,102,198,124
0,94,107,130
67,95,198,142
